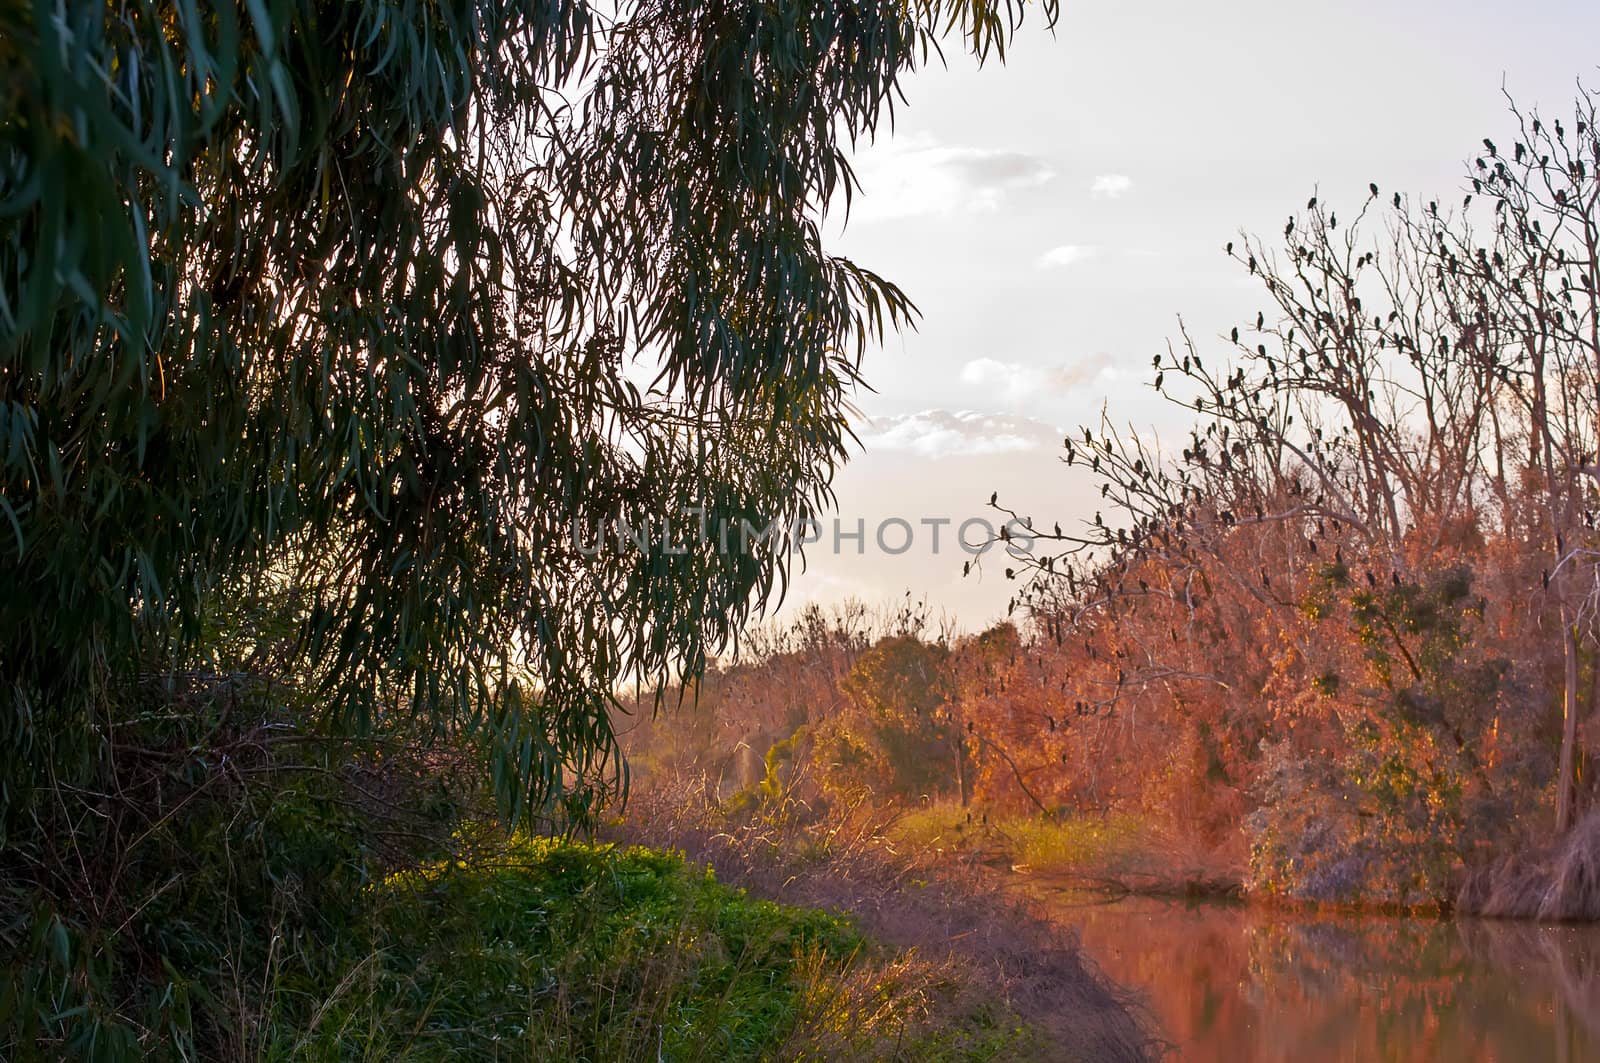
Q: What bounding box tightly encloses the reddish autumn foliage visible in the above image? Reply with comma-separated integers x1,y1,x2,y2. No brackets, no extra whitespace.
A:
622,89,1600,909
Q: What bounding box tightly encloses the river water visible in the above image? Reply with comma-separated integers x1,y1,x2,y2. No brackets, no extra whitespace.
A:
1041,891,1600,1061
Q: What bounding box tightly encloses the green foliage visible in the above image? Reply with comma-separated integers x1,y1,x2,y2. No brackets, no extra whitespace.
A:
759,727,810,804
272,837,864,1060
1248,567,1508,906
727,725,811,820
0,0,1055,834
0,727,1028,1061
826,635,958,800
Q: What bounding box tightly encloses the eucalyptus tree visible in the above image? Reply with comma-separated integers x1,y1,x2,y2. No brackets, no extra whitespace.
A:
0,1,1056,829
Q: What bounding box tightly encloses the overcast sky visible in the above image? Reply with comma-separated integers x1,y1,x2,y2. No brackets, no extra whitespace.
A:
780,0,1600,630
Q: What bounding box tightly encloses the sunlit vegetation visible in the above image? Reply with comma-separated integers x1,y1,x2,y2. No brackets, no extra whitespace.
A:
893,805,1157,882
620,85,1600,918
606,777,1151,1063
275,837,1028,1062
985,86,1600,910
0,700,1061,1058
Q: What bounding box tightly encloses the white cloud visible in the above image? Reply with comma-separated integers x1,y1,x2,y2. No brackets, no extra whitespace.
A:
1090,174,1133,199
1035,244,1098,269
857,410,1061,460
958,355,1113,403
846,133,1055,222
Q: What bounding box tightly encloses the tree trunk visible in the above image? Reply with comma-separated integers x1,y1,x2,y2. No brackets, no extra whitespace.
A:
1558,612,1581,832
955,736,971,808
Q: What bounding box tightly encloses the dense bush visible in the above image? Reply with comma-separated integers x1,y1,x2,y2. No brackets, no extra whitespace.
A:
823,635,962,802
0,699,458,1058
1244,568,1514,906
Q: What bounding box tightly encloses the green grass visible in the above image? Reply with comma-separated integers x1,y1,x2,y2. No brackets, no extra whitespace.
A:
260,835,1033,1061
3,742,1042,1061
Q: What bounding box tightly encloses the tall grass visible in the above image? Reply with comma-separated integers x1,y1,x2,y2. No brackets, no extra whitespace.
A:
893,805,1147,874
1460,807,1600,921
890,801,1241,899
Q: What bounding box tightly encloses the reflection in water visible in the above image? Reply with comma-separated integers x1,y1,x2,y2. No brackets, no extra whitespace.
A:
1042,892,1600,1061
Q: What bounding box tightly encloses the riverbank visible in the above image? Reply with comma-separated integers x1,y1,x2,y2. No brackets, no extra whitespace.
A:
892,802,1600,926
607,780,1156,1062
891,803,1244,901
870,803,1600,1060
